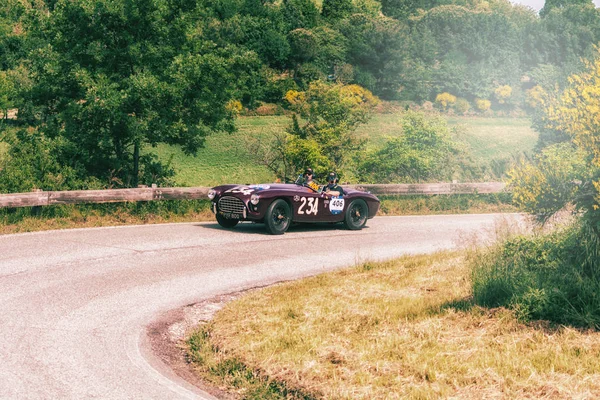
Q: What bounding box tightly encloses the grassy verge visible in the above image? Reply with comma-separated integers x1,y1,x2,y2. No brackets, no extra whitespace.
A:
187,252,600,399
0,195,514,235
378,193,515,215
472,220,600,329
0,200,213,235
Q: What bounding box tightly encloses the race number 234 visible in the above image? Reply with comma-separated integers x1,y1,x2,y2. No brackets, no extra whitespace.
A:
298,197,318,215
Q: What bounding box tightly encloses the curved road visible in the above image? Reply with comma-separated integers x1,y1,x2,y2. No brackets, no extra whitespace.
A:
0,214,522,399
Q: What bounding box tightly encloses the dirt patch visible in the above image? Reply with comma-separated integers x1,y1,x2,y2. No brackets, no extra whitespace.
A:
145,291,251,399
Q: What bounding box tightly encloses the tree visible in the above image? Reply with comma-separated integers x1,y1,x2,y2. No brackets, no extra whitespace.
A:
540,0,592,18
339,14,409,99
282,0,319,30
322,0,354,21
254,82,378,180
24,0,259,187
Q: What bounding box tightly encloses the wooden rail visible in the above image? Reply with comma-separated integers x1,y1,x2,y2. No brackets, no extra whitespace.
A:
0,183,505,209
346,182,506,195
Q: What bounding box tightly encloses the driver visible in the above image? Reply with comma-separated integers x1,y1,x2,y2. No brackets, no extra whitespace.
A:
322,172,343,197
303,167,320,191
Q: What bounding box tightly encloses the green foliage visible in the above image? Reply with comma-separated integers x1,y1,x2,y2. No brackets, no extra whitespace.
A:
0,71,15,118
322,0,354,20
0,128,99,193
358,111,466,183
20,0,260,188
339,14,408,99
454,97,470,114
508,143,590,222
540,0,593,18
258,82,378,180
282,0,319,30
472,221,600,329
516,50,600,227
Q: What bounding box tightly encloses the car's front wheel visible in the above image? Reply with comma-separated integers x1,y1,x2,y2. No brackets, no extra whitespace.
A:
216,213,239,229
265,199,291,235
343,199,368,230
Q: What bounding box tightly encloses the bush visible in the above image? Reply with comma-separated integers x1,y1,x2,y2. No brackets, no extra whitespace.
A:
358,111,468,183
475,98,491,112
0,128,100,193
454,97,470,115
471,221,600,329
435,92,456,110
253,103,285,116
494,85,513,105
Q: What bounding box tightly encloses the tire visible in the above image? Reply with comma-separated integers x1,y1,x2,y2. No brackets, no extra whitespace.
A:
216,213,239,229
343,199,368,230
264,199,292,235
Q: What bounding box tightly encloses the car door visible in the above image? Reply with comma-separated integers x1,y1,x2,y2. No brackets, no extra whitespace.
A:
292,188,346,223
292,188,324,222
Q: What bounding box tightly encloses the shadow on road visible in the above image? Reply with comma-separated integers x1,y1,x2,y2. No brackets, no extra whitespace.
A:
196,221,366,235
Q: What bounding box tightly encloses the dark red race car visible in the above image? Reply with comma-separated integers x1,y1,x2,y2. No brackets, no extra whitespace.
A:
208,176,380,234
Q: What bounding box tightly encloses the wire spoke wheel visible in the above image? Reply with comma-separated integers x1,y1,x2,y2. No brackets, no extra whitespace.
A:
344,199,368,230
265,199,291,234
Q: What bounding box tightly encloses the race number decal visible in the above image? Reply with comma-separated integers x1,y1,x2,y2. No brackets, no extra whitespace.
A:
298,197,319,215
230,187,254,196
329,197,345,215
307,181,320,191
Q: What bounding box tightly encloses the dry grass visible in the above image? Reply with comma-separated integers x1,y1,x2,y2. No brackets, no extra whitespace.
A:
189,252,600,399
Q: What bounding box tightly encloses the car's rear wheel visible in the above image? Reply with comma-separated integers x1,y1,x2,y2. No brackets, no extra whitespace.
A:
343,199,368,230
265,199,291,235
216,213,239,229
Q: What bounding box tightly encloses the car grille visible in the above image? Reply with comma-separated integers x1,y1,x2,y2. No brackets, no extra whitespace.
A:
218,196,246,214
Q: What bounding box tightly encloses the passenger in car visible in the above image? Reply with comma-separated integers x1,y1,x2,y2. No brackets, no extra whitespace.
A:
303,167,320,191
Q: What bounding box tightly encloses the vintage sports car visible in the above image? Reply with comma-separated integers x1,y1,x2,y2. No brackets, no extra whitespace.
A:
208,176,380,235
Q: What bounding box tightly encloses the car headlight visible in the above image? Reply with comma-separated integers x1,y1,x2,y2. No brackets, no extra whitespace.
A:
250,193,260,205
208,189,216,200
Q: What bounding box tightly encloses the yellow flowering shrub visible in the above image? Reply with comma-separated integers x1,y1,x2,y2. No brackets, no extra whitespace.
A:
284,90,306,107
494,85,512,104
526,85,546,109
435,92,456,110
546,56,600,216
475,98,491,112
225,100,243,115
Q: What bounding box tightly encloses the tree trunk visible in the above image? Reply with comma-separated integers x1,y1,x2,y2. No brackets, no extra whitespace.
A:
133,142,140,187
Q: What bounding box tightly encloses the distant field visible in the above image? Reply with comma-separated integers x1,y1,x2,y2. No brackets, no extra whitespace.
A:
148,116,287,187
155,114,538,187
359,114,537,160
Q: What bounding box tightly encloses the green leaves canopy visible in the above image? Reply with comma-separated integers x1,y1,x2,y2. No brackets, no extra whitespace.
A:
24,0,259,187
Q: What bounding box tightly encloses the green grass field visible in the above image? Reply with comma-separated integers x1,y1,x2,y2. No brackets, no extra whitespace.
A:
152,114,537,187
148,116,287,187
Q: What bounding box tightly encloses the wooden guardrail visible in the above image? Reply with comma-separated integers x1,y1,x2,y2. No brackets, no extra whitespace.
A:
347,182,506,195
0,182,506,209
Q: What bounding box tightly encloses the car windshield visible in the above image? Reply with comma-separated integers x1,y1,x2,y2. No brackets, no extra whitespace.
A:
294,174,304,185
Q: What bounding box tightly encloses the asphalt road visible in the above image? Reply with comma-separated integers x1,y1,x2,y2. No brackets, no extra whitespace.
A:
0,214,523,399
